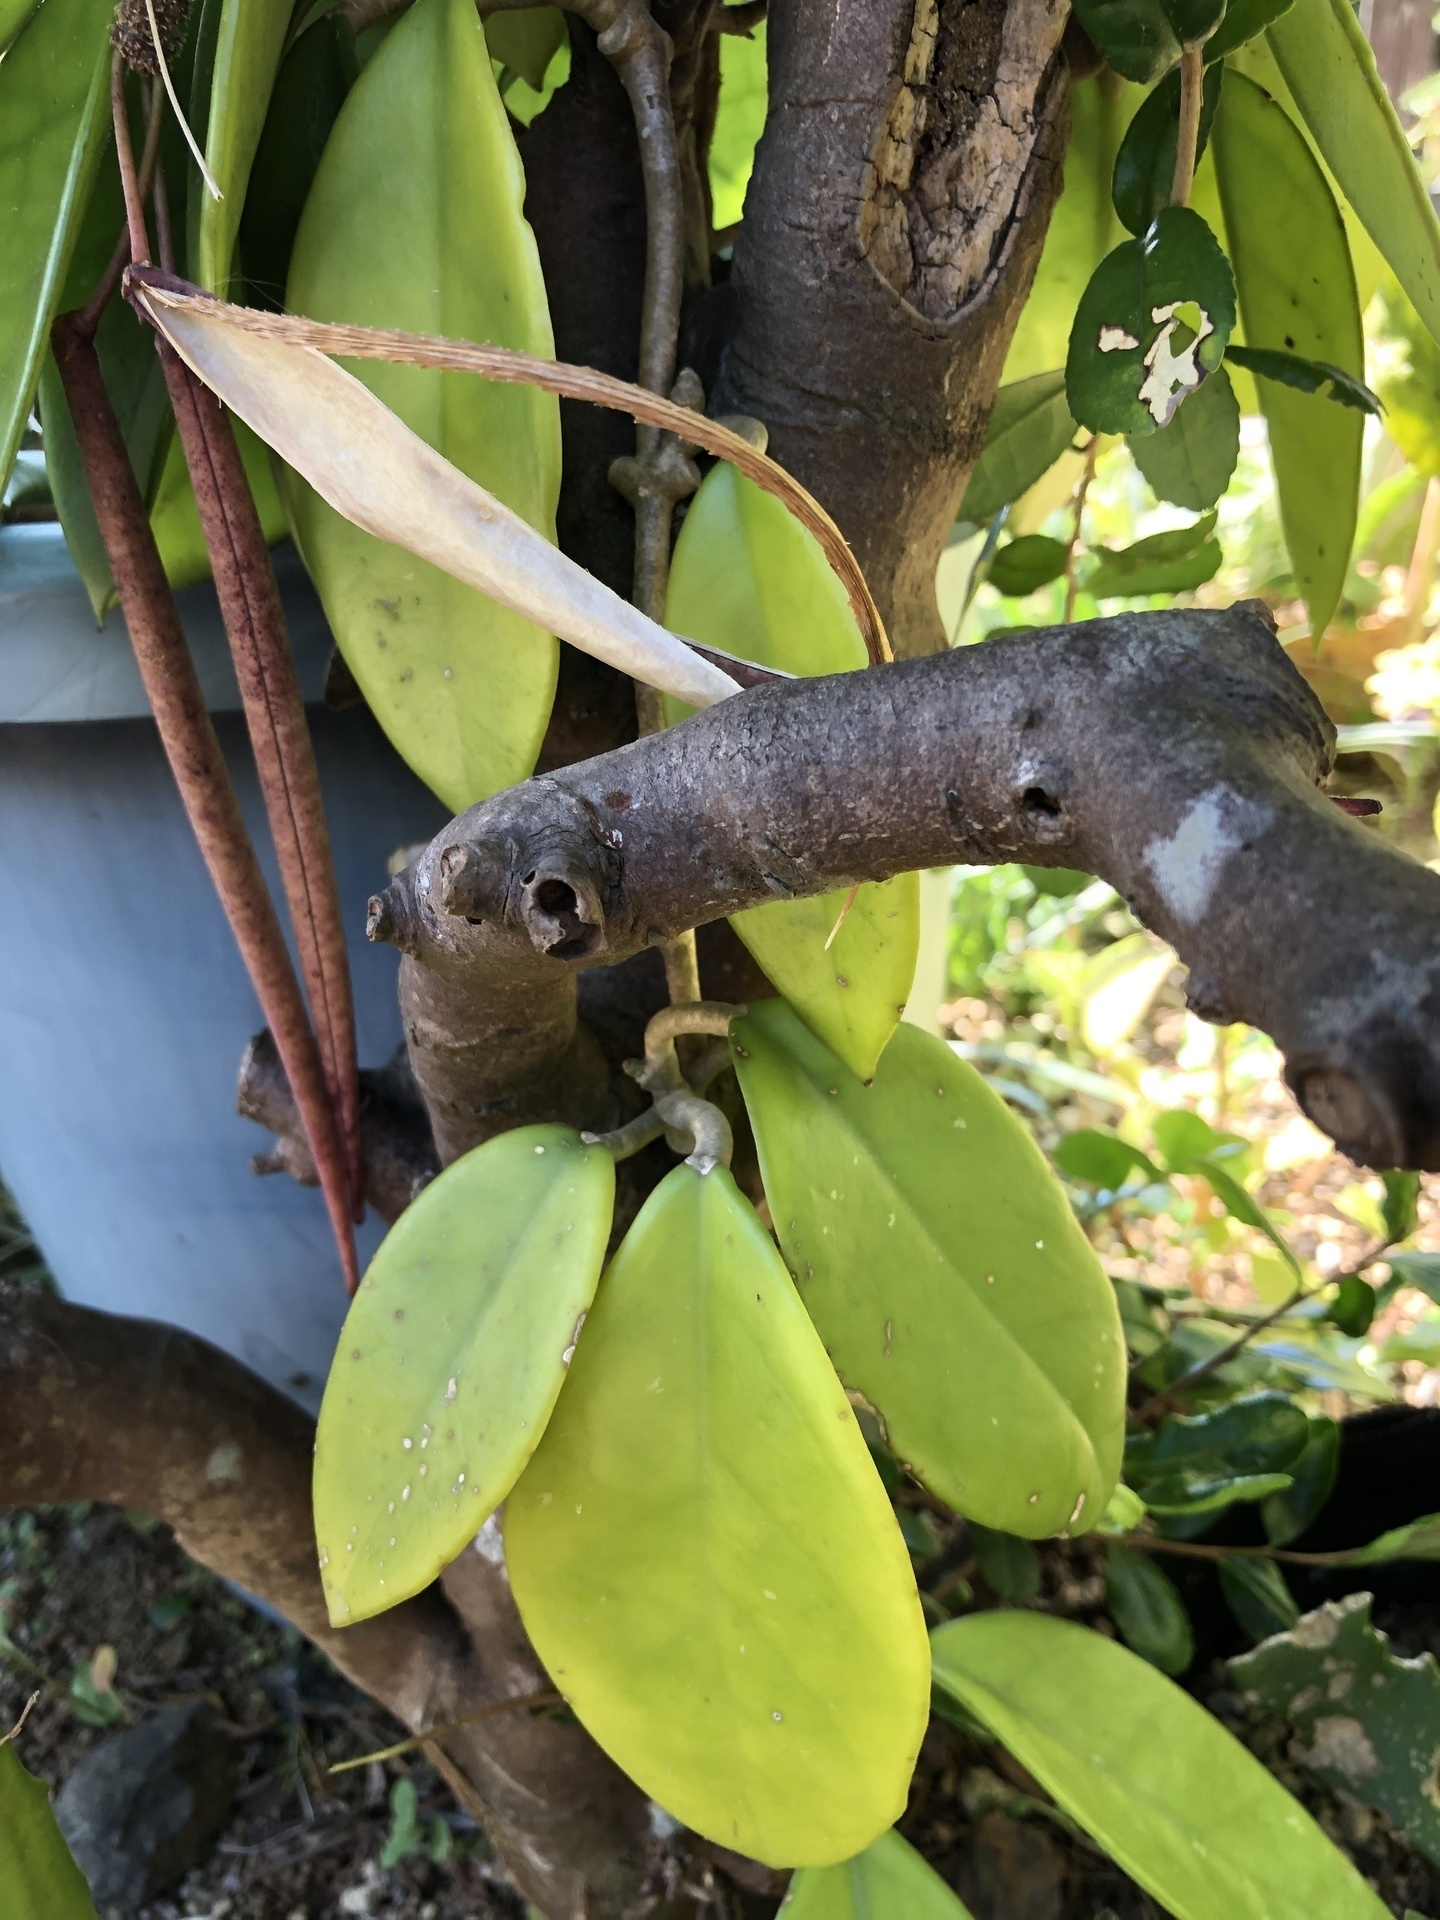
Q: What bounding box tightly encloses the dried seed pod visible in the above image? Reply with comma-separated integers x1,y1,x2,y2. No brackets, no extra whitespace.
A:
110,0,190,75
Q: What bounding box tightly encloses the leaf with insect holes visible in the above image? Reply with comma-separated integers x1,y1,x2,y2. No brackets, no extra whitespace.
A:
932,1611,1391,1920
664,462,918,1081
0,0,114,494
783,1828,977,1918
1068,207,1235,436
313,1125,614,1627
1113,64,1224,238
1214,70,1363,636
731,1001,1126,1538
1128,364,1239,510
0,1736,96,1918
505,1163,929,1868
1070,0,1225,84
959,371,1079,523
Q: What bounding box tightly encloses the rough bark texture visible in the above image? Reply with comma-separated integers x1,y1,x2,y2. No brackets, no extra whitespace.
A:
0,1287,666,1919
714,0,1070,657
381,607,1440,1174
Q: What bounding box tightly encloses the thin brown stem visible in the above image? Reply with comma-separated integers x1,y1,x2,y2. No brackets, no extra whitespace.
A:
1119,1531,1372,1569
111,51,152,267
1170,46,1205,209
49,315,358,1292
77,79,164,340
1062,436,1099,622
327,1690,566,1774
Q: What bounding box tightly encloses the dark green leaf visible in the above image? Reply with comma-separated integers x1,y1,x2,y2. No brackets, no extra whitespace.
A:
1382,1170,1421,1245
932,1611,1390,1919
0,0,115,492
1127,1391,1310,1480
1068,208,1236,435
1213,69,1362,636
1262,1416,1339,1546
959,371,1079,523
1203,0,1293,59
1151,1107,1218,1170
1086,536,1222,599
1070,0,1224,84
987,533,1070,596
0,1739,97,1918
1327,1274,1376,1337
1136,1470,1294,1514
1219,1555,1299,1640
1113,64,1224,237
1385,1250,1440,1305
1224,343,1381,415
972,1527,1042,1602
1106,1543,1195,1674
1055,1128,1162,1190
1233,1593,1440,1867
1128,364,1240,510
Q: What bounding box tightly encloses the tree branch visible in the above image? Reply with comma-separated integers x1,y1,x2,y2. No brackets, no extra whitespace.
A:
376,605,1440,1171
0,1287,672,1919
715,0,1070,657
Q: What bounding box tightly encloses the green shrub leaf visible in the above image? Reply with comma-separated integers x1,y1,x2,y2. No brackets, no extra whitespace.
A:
314,1125,614,1627
0,1738,96,1918
783,1827,975,1917
505,1163,929,1868
1113,63,1224,238
1224,343,1380,414
286,0,561,813
1213,69,1362,636
987,532,1070,596
959,371,1079,523
1070,0,1223,85
1105,1542,1195,1674
731,1001,1126,1537
931,1610,1391,1919
1128,365,1240,510
1218,1554,1299,1640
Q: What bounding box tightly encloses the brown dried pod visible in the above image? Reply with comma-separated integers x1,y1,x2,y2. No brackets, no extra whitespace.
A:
110,0,190,76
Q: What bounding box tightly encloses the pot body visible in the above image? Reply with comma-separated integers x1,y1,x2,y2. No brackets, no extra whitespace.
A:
0,527,448,1406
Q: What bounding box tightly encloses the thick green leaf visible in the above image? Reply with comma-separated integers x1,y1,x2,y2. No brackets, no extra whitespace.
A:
314,1125,614,1627
1204,0,1293,61
237,16,357,310
1219,1554,1298,1640
1113,64,1224,237
665,461,919,1080
931,1610,1391,1920
1128,363,1239,509
1267,0,1440,349
1214,76,1365,634
0,1738,97,1918
1224,344,1379,414
505,1163,929,1868
959,372,1079,523
732,1001,1126,1538
484,6,565,90
1261,1415,1338,1545
286,0,561,814
1071,0,1224,85
194,0,294,295
987,532,1069,596
1105,1542,1194,1674
1005,75,1138,384
1067,207,1236,435
782,1828,975,1918
0,0,40,55
0,0,114,492
1233,1593,1440,1868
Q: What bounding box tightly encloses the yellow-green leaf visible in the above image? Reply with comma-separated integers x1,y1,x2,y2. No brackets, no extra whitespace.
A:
1213,71,1361,638
1267,0,1440,349
483,5,565,91
0,0,114,491
0,1739,97,1919
783,1829,974,1918
314,1125,614,1627
195,0,293,296
931,1611,1390,1920
505,1163,929,1868
665,461,919,1080
285,0,561,814
731,1001,1126,1538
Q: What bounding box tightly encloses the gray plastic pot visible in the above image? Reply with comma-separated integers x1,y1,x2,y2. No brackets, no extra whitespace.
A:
0,525,447,1406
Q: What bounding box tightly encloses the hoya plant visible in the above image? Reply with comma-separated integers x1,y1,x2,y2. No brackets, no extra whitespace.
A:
3,0,1440,1912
